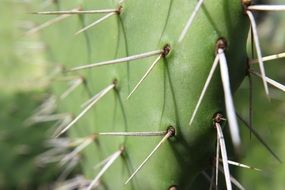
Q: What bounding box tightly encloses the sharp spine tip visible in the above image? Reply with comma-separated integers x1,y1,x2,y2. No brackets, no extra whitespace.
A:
55,83,115,137
125,128,174,184
178,0,205,42
127,54,162,99
189,54,219,126
74,12,117,35
34,8,118,15
86,148,123,190
98,131,166,136
69,49,163,71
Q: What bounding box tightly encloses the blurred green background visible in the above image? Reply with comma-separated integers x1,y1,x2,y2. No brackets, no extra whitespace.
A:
0,1,60,189
0,0,284,189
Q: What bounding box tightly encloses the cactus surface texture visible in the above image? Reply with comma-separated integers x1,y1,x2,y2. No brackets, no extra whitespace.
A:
27,0,285,189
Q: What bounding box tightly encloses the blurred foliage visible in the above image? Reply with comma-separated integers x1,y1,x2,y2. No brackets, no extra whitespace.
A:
0,0,48,93
236,0,285,189
0,0,62,189
0,92,60,189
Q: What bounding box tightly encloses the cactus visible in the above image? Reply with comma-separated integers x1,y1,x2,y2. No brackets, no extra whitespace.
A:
27,0,285,189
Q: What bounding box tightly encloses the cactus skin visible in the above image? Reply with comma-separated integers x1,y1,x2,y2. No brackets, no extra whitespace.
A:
35,0,250,189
